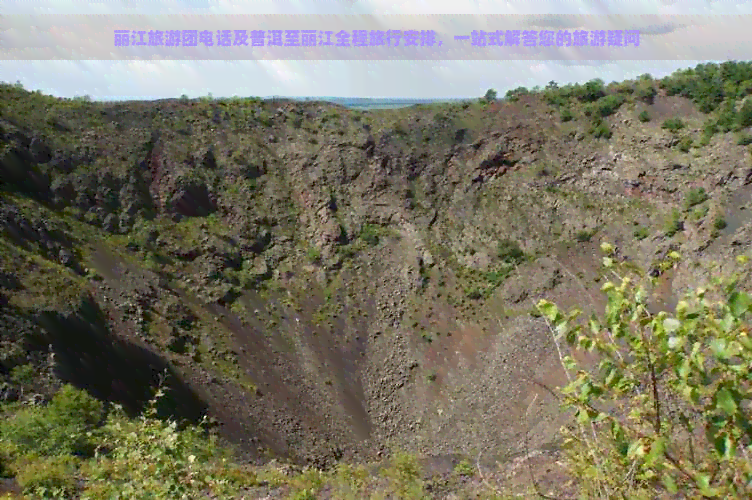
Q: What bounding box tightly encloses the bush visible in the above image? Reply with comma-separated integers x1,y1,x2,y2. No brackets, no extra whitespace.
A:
537,246,752,498
381,452,424,499
661,117,685,132
716,99,739,132
13,455,80,498
589,119,612,139
713,216,728,230
664,209,683,237
576,229,595,242
685,187,709,209
560,108,574,122
736,132,752,146
82,390,234,499
638,110,651,122
677,136,693,152
634,81,657,104
577,79,606,103
497,239,525,264
633,226,649,240
0,385,103,458
737,99,752,129
594,94,626,117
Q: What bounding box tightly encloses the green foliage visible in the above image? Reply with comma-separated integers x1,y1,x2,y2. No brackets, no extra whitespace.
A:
560,108,574,122
484,88,498,102
14,455,80,499
691,204,709,221
306,246,321,262
497,239,525,264
82,389,239,499
381,452,424,499
593,94,626,117
662,117,686,133
589,119,613,139
664,209,683,237
359,224,382,246
677,135,694,152
739,99,752,129
634,80,658,104
505,86,529,102
638,110,651,122
0,384,103,457
0,384,254,499
716,99,739,133
736,132,752,146
453,459,474,476
577,79,607,103
633,226,649,240
713,216,728,230
576,229,595,242
685,187,709,209
537,246,752,498
659,61,752,113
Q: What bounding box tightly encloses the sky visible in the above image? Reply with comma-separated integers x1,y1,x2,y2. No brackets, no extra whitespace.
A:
1,1,751,101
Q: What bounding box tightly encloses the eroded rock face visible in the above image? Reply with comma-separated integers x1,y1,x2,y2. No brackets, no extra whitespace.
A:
3,83,752,472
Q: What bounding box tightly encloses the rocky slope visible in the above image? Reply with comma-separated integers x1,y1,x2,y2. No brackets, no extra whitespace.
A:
2,63,752,494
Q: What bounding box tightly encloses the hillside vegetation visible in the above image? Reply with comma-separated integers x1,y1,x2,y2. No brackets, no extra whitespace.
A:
1,61,752,498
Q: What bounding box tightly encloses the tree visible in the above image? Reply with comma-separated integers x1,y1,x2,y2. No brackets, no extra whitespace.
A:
484,88,498,102
738,98,752,129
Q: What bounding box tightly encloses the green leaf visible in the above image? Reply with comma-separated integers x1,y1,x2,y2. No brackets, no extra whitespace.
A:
715,387,738,415
710,339,731,360
662,473,678,494
728,291,751,318
695,472,711,492
602,256,614,268
536,300,558,322
600,242,614,254
668,336,685,350
663,317,681,333
645,437,666,466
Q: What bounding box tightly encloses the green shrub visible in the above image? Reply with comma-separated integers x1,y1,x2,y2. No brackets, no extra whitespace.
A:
359,224,381,246
677,136,693,152
560,108,574,122
453,459,474,477
594,94,626,117
0,385,103,457
576,79,606,103
713,216,727,230
497,239,524,264
738,98,752,128
737,132,752,146
664,209,683,237
691,204,709,221
638,110,651,122
634,81,657,104
537,246,752,498
14,455,80,499
576,229,595,242
685,187,709,209
661,117,685,132
381,452,424,499
83,390,233,500
589,119,612,139
633,226,649,240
